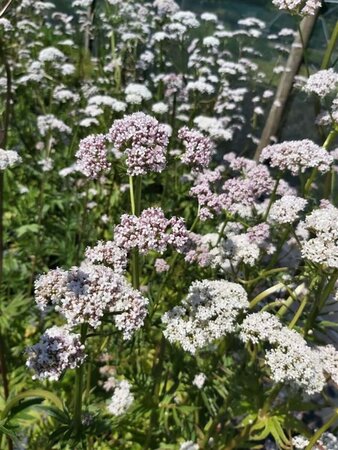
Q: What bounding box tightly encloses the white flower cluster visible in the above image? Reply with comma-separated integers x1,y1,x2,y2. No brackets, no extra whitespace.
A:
26,326,85,380
293,432,338,450
125,83,152,104
194,115,233,141
38,46,65,63
34,264,148,338
223,234,260,267
37,114,71,136
240,312,326,395
272,0,322,15
269,195,307,224
303,69,338,97
180,442,199,450
153,0,180,16
317,344,338,385
260,139,333,175
192,372,206,389
107,380,134,416
162,280,249,354
300,203,338,268
0,149,22,170
292,435,309,449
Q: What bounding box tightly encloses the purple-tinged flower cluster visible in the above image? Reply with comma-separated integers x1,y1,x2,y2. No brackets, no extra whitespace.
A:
76,134,110,179
107,112,169,176
260,139,333,175
114,207,189,254
178,126,213,170
85,240,128,274
26,326,85,380
272,0,322,15
34,264,148,337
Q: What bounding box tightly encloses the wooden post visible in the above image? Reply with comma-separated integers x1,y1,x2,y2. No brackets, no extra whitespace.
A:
255,13,318,161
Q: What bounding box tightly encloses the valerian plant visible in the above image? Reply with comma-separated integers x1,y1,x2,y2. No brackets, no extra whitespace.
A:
0,0,338,449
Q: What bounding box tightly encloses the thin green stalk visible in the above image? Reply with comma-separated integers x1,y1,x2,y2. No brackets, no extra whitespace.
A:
249,283,285,309
303,168,317,196
263,177,280,221
129,175,136,215
305,409,338,450
304,271,337,336
144,336,166,449
321,21,338,69
288,295,308,329
0,40,13,450
129,176,142,289
323,130,338,199
73,324,88,437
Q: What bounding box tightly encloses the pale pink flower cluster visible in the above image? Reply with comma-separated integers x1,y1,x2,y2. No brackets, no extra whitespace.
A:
34,264,148,338
85,240,127,274
178,126,213,169
303,68,338,97
155,258,170,273
190,157,275,220
246,223,270,244
114,207,189,254
26,326,85,380
107,112,169,176
76,134,110,179
272,0,322,15
260,139,333,174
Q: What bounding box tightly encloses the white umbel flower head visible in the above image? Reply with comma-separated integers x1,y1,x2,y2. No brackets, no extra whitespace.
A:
162,280,249,354
303,68,338,97
0,149,21,170
107,380,134,416
269,195,307,224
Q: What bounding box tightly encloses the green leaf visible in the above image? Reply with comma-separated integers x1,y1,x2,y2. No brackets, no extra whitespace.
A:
2,389,63,420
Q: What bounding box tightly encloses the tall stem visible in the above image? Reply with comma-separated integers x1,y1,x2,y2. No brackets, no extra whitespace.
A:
129,176,142,289
0,41,13,450
74,324,88,437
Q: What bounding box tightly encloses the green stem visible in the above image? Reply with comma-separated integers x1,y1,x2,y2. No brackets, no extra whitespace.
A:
288,295,308,330
263,177,280,222
73,324,88,437
321,21,338,69
144,336,166,449
303,168,317,196
304,271,337,336
323,129,338,199
249,283,285,309
130,176,142,289
305,409,338,450
129,175,136,215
